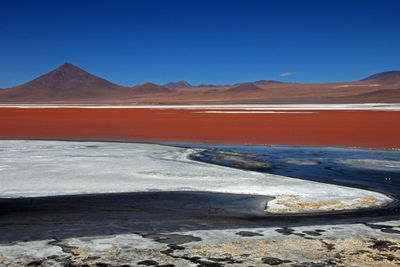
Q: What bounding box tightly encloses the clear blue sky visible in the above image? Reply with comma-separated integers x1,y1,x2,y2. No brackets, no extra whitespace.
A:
1,0,399,87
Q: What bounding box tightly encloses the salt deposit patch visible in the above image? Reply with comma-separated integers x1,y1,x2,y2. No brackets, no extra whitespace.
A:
1,220,400,266
283,159,320,166
0,140,392,213
340,159,400,169
335,84,381,88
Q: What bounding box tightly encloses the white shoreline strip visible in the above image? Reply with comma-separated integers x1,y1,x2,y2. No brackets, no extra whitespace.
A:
0,103,400,111
194,111,316,114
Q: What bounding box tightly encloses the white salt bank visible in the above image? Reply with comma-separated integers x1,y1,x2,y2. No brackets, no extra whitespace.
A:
0,140,392,213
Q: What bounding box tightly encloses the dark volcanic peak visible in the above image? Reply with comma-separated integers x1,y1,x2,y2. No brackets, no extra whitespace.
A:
0,62,125,102
131,83,171,95
227,83,263,93
56,62,82,72
13,62,120,92
164,80,193,89
361,71,400,83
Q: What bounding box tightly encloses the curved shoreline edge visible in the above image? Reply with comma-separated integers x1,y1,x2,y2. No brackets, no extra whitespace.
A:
186,147,395,214
0,140,395,215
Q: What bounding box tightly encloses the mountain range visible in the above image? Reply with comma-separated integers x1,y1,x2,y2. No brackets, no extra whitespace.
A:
0,63,399,103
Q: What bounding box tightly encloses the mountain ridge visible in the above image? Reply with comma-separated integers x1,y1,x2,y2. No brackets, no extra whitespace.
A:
1,63,399,103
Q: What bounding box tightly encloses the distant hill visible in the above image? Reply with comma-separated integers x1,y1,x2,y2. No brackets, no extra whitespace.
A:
361,71,400,83
197,80,282,88
227,83,263,93
164,80,193,89
252,80,282,86
336,89,400,102
197,83,230,88
131,83,171,95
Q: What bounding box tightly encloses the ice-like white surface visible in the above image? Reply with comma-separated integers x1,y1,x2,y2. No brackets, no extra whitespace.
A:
339,159,400,169
335,84,381,88
177,220,400,246
0,240,65,259
0,141,392,212
283,159,320,166
1,103,400,111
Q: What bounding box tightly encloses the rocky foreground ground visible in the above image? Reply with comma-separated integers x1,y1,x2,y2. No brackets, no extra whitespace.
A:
1,220,400,267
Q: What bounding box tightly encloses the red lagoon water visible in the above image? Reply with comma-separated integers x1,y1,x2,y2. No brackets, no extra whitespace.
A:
0,108,399,149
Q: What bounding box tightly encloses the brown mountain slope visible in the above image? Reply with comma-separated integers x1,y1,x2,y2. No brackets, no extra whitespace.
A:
331,89,400,103
130,83,171,95
227,83,263,93
361,71,400,84
0,63,128,102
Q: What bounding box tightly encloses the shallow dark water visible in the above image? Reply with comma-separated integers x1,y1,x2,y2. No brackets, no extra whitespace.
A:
1,144,400,243
185,145,400,200
0,191,272,242
184,144,400,222
0,190,399,243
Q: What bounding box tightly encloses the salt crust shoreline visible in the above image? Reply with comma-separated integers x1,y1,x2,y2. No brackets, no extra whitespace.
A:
1,220,399,266
0,140,392,213
0,103,400,111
